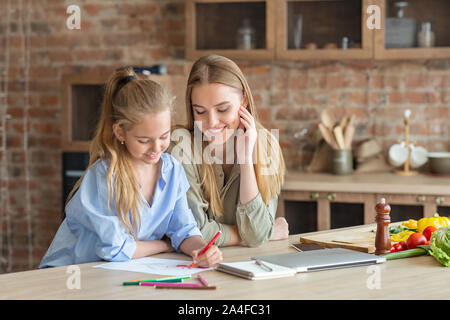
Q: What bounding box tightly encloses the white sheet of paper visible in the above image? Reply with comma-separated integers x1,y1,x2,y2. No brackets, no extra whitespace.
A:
93,257,214,276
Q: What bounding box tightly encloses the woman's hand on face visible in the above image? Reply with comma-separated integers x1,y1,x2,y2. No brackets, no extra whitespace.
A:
191,245,223,268
236,106,258,165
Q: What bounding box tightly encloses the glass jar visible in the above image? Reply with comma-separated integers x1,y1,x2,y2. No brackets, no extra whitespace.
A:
237,18,255,50
417,22,435,48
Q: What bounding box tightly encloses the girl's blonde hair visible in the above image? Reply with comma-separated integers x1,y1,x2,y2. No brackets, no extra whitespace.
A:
183,55,285,216
66,67,174,237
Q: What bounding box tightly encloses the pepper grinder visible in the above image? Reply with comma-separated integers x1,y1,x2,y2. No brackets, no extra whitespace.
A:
375,198,391,255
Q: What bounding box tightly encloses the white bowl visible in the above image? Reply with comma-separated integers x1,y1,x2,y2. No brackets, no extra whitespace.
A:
427,152,450,174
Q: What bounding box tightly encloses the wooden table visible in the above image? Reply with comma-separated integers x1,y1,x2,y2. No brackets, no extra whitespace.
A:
0,224,448,300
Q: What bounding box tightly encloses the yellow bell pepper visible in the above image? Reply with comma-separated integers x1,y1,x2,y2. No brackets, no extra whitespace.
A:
390,230,414,243
417,214,450,233
402,219,417,229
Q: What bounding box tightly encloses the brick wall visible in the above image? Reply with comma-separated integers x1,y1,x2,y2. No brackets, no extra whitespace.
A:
0,0,188,273
248,60,450,169
0,0,449,273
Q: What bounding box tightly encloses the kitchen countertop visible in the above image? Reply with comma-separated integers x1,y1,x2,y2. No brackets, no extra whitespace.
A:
282,171,450,195
0,224,448,300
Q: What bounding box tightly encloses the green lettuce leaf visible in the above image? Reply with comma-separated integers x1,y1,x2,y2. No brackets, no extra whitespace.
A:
429,227,450,267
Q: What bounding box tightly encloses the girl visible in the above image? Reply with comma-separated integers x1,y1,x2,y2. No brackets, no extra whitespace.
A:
39,67,222,268
169,55,289,247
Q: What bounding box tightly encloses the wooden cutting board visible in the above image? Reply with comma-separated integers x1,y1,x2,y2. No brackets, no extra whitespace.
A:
299,225,376,253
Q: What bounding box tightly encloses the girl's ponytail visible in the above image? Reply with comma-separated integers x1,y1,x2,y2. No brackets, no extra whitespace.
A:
66,67,173,238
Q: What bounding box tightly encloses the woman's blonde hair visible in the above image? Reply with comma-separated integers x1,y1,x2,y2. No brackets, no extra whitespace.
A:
182,55,285,216
66,67,174,237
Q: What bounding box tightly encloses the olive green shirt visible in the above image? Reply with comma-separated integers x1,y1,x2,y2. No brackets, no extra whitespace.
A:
167,141,278,248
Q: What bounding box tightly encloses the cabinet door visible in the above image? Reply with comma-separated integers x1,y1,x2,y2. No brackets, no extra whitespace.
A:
389,204,423,222
279,191,317,233
280,190,375,232
374,0,450,60
436,195,450,216
376,194,425,222
276,0,374,60
284,200,317,234
330,202,364,229
186,0,275,60
61,71,112,152
437,206,450,216
327,192,372,230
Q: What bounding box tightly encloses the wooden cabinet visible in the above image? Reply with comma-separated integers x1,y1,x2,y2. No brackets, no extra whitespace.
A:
279,190,373,233
380,193,450,218
276,0,374,60
374,0,450,60
185,0,276,61
62,70,110,152
277,172,450,234
186,0,450,61
61,69,187,152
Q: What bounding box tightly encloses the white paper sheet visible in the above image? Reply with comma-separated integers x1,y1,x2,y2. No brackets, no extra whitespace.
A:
93,257,214,276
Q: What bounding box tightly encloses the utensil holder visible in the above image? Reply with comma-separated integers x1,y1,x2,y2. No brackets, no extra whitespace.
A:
332,149,353,175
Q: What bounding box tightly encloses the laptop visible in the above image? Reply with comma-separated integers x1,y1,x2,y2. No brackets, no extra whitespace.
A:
252,248,386,272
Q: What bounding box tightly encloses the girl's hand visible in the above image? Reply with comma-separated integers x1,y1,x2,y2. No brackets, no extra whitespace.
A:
236,106,258,165
191,245,223,268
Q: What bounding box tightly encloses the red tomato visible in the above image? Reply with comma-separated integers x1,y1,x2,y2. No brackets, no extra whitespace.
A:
422,226,437,241
399,241,408,251
393,243,403,252
406,232,427,249
390,246,396,253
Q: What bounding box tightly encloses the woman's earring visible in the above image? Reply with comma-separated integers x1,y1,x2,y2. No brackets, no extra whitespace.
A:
121,140,124,145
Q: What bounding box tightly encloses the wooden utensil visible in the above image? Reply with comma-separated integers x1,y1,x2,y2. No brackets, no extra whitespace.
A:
340,115,349,133
343,115,355,149
318,123,338,150
333,125,345,149
344,126,354,149
320,109,336,129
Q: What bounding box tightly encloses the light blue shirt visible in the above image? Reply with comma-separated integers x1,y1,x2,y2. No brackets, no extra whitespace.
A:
39,153,202,268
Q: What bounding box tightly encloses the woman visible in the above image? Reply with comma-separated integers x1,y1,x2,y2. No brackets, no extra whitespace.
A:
169,55,289,247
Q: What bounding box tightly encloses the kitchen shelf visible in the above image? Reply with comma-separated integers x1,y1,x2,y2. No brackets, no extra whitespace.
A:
374,0,450,60
61,69,187,152
185,0,275,61
276,0,374,60
277,171,450,232
186,0,450,61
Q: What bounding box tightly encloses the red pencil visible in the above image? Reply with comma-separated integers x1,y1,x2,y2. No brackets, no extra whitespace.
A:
188,231,222,268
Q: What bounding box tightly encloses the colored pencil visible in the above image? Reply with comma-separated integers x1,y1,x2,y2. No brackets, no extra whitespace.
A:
123,275,190,286
140,282,202,287
188,231,222,268
197,274,209,287
155,285,217,290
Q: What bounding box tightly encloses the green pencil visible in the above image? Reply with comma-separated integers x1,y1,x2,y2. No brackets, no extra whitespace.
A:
123,275,191,286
